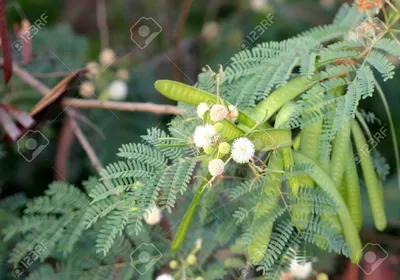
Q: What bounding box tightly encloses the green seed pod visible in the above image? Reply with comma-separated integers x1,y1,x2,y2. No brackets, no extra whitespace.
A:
345,144,362,232
293,151,362,263
330,120,351,189
253,77,316,122
351,120,386,231
248,153,283,265
171,174,212,253
274,101,297,128
154,80,256,127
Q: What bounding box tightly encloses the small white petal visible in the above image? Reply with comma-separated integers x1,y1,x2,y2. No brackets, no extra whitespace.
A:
290,260,312,279
108,80,128,101
155,274,174,280
208,159,225,177
144,205,161,225
232,137,255,164
197,102,210,118
227,105,239,122
193,125,217,148
210,104,228,122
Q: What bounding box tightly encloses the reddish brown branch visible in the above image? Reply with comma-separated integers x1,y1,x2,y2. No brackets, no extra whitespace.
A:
62,98,183,115
10,62,105,174
54,118,75,180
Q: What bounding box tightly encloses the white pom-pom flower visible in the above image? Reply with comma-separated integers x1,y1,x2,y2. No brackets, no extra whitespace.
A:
99,48,116,66
155,274,174,280
227,105,239,122
197,102,210,118
232,137,255,163
290,260,312,279
108,80,128,101
210,104,228,122
144,205,161,225
208,159,225,177
193,125,217,148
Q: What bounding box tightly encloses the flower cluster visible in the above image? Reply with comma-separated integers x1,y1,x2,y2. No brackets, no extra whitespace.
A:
196,102,238,122
79,48,130,101
356,0,383,14
193,103,255,177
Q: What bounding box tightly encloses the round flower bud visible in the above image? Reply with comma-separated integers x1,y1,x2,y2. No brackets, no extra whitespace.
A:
213,122,223,133
144,205,161,225
218,142,231,155
169,260,179,269
79,81,95,97
99,48,116,66
317,273,329,280
204,146,214,155
232,137,255,164
201,21,220,42
155,274,174,280
86,61,99,77
208,159,225,177
210,104,228,122
197,102,210,118
250,0,268,11
116,68,129,81
108,80,128,101
186,254,197,265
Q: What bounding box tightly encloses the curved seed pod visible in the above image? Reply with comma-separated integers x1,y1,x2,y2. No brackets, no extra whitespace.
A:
351,120,386,231
291,174,314,230
171,174,212,253
274,101,297,128
253,77,316,122
330,121,351,189
249,129,292,151
300,121,323,160
293,133,301,150
154,80,256,127
218,120,245,141
293,151,362,263
345,144,362,232
248,153,283,265
280,147,299,196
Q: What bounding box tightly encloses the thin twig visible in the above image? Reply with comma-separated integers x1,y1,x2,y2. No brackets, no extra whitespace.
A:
62,98,183,115
96,0,109,49
10,62,106,174
54,118,74,180
33,71,77,78
69,116,104,174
